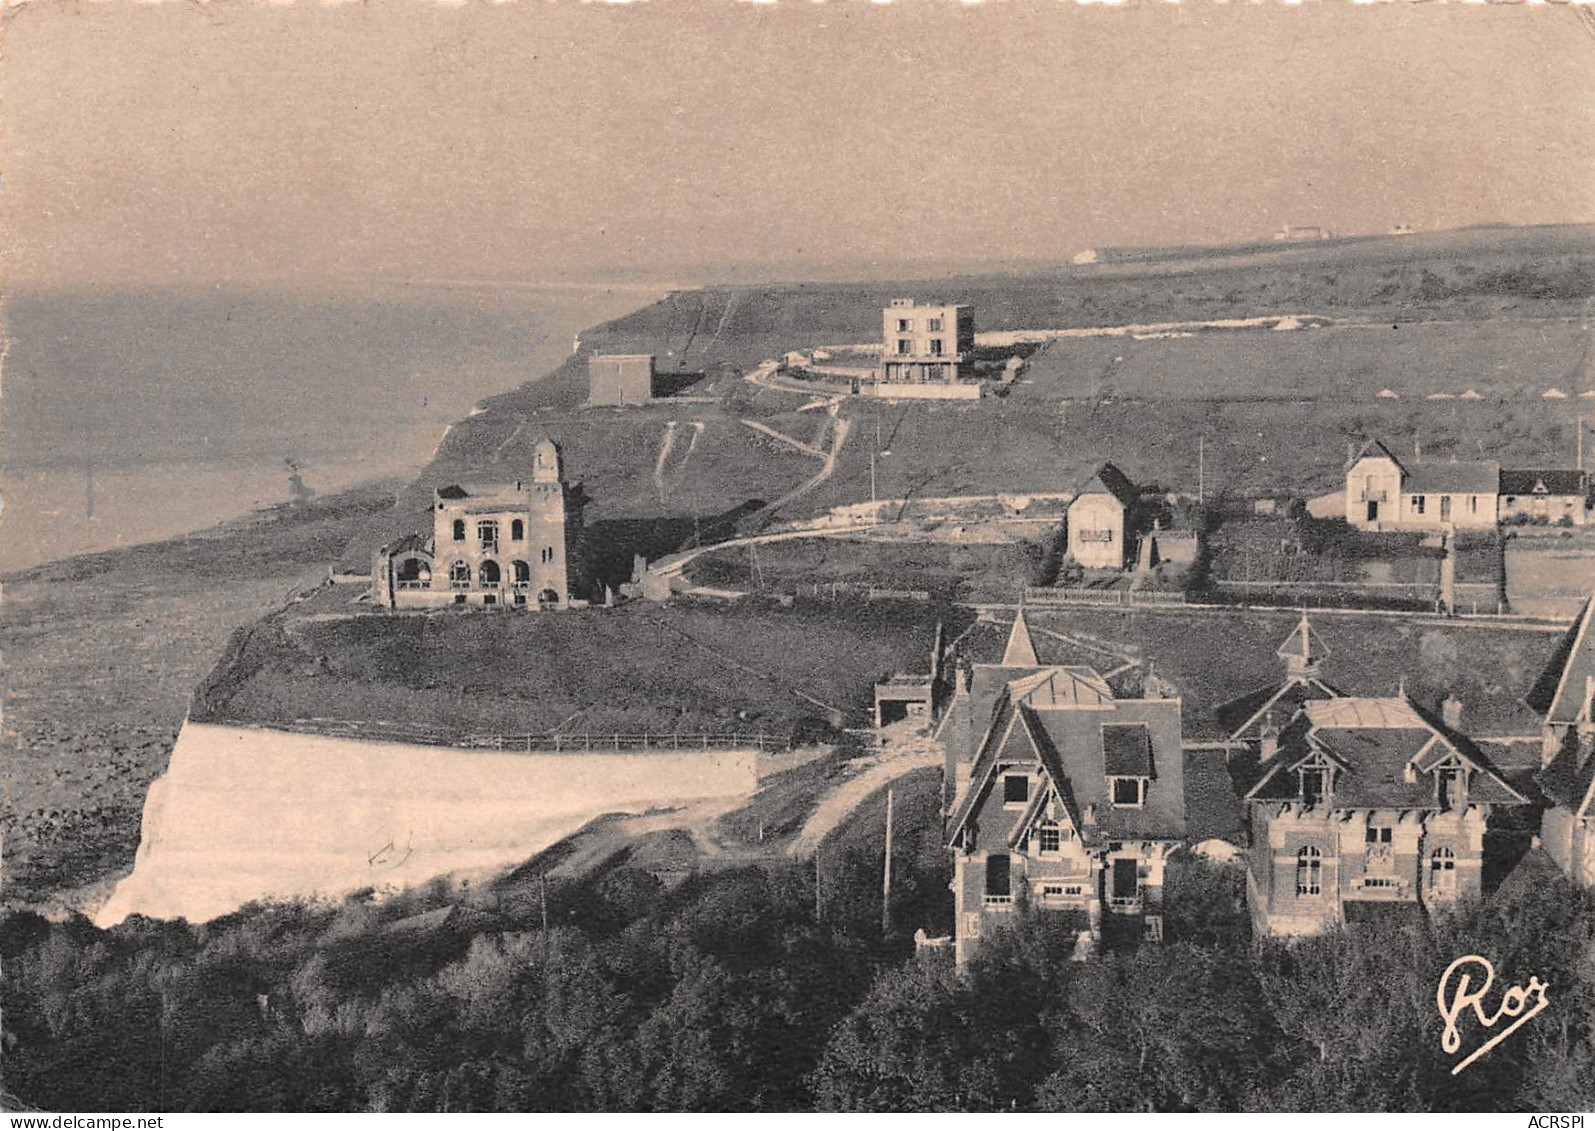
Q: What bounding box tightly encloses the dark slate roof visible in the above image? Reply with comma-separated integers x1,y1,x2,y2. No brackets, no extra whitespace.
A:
1215,677,1339,740
1527,597,1595,725
1350,439,1405,471
436,484,470,500
1403,461,1501,496
1246,698,1528,809
1076,461,1139,507
1499,469,1587,498
1102,723,1154,776
1028,698,1186,844
1491,845,1567,906
1537,730,1595,816
1183,750,1247,846
387,532,432,555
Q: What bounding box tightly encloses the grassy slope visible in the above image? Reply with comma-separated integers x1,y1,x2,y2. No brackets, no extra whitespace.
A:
338,225,1595,572
2,483,402,903
192,598,974,741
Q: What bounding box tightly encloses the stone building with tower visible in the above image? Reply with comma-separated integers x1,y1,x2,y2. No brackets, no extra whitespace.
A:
372,438,586,610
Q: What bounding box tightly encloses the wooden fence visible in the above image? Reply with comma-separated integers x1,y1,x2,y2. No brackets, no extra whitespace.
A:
1024,587,1189,607
263,719,789,753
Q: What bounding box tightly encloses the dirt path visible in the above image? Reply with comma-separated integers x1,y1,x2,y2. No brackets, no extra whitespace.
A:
741,418,828,459
546,795,744,880
787,724,942,859
767,409,850,515
653,421,678,504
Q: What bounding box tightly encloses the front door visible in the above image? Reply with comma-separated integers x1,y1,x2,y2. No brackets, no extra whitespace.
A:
1367,500,1379,524
1440,496,1452,522
1111,857,1139,904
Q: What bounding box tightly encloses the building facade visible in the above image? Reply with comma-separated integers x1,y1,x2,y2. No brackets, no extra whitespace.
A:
880,299,976,384
1499,470,1590,526
1528,596,1595,887
1243,694,1528,936
372,439,586,610
942,610,1187,964
1345,440,1587,531
1067,462,1140,570
588,354,658,406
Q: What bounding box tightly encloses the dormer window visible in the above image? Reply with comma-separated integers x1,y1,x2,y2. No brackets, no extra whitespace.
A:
1109,777,1146,808
1436,765,1465,811
1299,767,1328,807
1003,774,1030,808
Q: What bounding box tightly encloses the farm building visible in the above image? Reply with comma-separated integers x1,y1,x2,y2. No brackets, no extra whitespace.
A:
1499,469,1590,525
588,354,658,406
1068,462,1141,570
1345,439,1588,531
372,438,586,610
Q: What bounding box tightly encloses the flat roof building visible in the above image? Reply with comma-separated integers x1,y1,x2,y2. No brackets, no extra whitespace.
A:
880,299,976,385
589,354,658,407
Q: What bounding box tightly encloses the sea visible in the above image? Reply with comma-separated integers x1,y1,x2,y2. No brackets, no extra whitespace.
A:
0,279,671,573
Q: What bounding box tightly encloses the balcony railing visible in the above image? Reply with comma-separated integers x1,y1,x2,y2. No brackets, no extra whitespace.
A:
1108,894,1142,912
983,894,1014,907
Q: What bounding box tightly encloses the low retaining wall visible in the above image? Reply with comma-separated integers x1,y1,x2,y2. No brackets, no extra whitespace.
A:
867,381,982,401
97,721,759,926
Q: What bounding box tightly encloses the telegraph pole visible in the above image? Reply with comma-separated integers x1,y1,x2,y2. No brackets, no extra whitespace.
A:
881,788,895,937
1198,436,1205,505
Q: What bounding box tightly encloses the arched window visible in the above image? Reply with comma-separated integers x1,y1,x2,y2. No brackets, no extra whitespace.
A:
513,560,531,585
1430,847,1457,895
479,559,501,586
450,561,471,588
452,519,466,542
537,587,559,606
1295,846,1322,897
396,557,431,588
511,519,525,541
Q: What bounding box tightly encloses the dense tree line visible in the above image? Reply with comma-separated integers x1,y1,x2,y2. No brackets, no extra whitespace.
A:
4,853,1592,1112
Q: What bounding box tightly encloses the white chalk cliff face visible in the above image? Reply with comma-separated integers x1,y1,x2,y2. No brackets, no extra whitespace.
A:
97,722,758,926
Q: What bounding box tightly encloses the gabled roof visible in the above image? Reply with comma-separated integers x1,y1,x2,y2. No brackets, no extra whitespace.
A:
1349,439,1405,472
1403,461,1500,496
1245,696,1529,809
1528,596,1595,726
946,678,1185,848
1537,729,1595,818
1074,462,1139,507
1002,607,1039,667
1500,469,1587,498
1216,676,1340,741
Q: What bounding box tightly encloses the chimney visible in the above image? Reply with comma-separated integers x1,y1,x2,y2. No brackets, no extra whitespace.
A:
1441,694,1463,732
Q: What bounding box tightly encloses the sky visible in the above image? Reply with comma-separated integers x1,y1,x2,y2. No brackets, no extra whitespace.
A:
4,0,1594,287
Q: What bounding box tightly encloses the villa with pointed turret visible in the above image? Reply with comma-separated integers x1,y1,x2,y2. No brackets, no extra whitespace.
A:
1239,633,1531,934
940,608,1189,964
